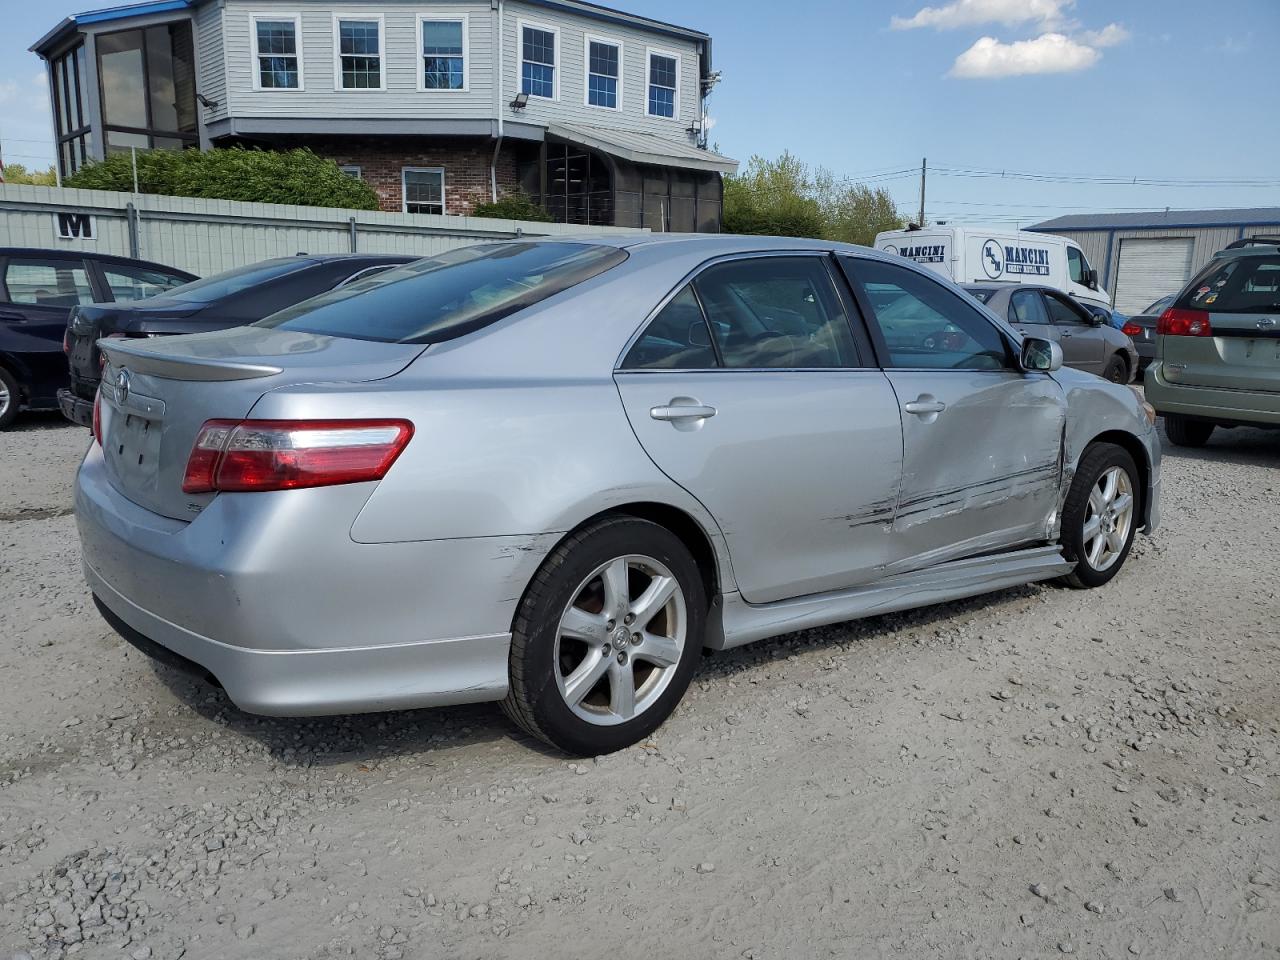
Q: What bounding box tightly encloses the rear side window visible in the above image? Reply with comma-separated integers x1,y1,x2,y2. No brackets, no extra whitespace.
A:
1009,290,1049,325
259,243,628,344
1178,256,1280,314
622,286,717,370
3,259,95,307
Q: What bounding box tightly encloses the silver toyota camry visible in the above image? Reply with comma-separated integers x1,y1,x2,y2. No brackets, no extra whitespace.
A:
78,235,1161,755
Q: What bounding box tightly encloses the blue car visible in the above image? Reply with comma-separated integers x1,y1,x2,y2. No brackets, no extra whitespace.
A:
0,248,195,429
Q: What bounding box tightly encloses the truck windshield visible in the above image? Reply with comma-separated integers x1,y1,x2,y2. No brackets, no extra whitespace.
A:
257,242,628,343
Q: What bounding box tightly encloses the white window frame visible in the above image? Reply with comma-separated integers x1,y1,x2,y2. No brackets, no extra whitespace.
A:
401,166,446,216
645,46,681,121
250,12,305,92
582,33,622,111
417,15,469,93
518,19,559,102
339,164,362,179
331,13,386,92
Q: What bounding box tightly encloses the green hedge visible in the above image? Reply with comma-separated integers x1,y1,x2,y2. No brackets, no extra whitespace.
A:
470,192,554,222
66,147,381,209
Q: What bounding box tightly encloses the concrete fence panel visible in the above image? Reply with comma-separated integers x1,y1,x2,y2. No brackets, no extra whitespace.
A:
0,184,645,277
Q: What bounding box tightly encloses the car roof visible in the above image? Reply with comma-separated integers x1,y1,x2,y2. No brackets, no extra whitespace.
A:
0,247,197,276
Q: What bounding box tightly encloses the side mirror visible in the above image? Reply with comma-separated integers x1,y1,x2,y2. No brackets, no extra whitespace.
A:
1086,268,1099,290
1021,337,1063,373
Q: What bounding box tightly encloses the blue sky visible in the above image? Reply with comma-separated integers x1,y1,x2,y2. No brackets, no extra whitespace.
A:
2,0,1277,225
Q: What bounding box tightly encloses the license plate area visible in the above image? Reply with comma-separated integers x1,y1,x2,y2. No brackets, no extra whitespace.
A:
105,410,164,493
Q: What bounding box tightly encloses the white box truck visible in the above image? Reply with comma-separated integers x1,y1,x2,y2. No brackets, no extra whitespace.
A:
872,226,1109,309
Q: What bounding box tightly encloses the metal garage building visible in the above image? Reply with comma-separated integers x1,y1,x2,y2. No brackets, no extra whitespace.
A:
1030,208,1280,315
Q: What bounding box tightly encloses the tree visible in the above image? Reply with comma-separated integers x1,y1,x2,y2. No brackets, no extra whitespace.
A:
2,163,58,186
65,147,380,209
722,151,904,243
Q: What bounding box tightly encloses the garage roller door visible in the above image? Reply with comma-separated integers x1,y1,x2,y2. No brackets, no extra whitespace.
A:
1112,238,1195,314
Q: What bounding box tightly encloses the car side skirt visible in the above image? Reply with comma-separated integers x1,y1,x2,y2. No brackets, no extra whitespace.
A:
707,545,1074,650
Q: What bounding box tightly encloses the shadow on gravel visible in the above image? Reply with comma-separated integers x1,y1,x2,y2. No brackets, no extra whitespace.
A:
141,581,1044,763
10,411,78,432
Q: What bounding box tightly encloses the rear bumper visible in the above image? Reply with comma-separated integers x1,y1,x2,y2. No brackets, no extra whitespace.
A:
58,388,94,427
1145,362,1280,426
75,444,558,716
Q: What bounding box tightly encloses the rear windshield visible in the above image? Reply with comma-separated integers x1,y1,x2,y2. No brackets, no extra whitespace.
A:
964,288,996,303
256,242,628,344
1176,256,1280,314
165,259,313,303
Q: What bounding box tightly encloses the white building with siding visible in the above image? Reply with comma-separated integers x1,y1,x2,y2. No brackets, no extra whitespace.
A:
1032,208,1280,314
31,0,737,230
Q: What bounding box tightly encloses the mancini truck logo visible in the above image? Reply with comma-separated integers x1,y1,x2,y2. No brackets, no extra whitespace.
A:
981,239,1050,278
884,243,946,264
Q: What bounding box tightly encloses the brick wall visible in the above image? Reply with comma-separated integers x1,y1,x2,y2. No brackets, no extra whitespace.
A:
308,137,521,215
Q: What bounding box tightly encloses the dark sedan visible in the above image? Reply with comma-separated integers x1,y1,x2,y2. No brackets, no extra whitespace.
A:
964,283,1138,383
60,253,418,426
1121,295,1176,372
0,248,194,429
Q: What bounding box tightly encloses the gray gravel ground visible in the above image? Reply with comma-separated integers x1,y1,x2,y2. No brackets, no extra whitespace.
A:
1,413,1277,960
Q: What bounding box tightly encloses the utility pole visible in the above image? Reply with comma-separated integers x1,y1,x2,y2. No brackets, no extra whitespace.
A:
917,157,927,229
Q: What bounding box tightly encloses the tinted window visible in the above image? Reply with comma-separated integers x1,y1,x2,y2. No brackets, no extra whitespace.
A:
165,259,312,303
1009,289,1049,325
621,286,716,370
1177,256,1280,314
965,287,996,303
101,264,189,301
692,257,860,369
852,259,1009,370
3,259,94,307
258,242,627,344
1044,292,1089,326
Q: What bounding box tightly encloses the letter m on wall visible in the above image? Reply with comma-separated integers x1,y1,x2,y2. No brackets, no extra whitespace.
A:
56,212,96,240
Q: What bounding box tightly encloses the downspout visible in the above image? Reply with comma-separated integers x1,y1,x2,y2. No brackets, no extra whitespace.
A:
490,0,503,202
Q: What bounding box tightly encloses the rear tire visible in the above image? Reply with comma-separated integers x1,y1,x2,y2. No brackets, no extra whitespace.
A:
0,366,20,430
502,516,706,756
1163,414,1214,447
1102,354,1128,384
1059,443,1140,589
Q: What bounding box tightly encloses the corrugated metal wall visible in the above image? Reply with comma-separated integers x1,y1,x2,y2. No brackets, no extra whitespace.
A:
1038,223,1280,305
0,183,643,276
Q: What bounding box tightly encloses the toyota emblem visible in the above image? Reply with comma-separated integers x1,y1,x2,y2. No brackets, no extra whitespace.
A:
115,368,131,404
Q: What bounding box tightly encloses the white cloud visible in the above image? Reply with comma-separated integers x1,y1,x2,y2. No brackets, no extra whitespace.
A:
1078,23,1130,48
892,0,1070,31
950,33,1100,78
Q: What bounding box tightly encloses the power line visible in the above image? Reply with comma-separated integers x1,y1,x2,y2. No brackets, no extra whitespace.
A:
928,161,1280,188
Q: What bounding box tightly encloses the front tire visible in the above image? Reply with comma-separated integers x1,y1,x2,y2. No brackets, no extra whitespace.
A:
1163,414,1214,447
502,516,706,755
1060,443,1140,589
0,366,20,430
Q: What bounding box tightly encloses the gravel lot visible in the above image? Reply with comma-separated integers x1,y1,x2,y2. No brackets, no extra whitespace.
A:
1,412,1277,960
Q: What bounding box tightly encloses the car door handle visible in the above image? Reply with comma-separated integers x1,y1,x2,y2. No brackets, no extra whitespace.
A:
650,400,717,422
903,397,947,416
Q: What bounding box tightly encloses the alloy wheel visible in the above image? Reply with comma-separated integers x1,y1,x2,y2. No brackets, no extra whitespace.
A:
1081,465,1134,572
553,555,687,726
0,380,9,420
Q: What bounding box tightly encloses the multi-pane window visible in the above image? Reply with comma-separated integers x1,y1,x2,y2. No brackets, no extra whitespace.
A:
339,164,362,180
51,43,89,178
521,25,556,99
254,17,301,89
337,19,381,89
403,168,445,215
586,39,619,108
647,52,677,118
421,19,465,90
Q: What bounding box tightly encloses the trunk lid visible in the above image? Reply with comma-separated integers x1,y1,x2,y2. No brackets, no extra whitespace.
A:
98,327,426,520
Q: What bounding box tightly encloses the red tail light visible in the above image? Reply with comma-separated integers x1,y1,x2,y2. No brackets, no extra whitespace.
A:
182,419,413,494
1121,321,1142,337
1156,307,1212,337
92,389,103,445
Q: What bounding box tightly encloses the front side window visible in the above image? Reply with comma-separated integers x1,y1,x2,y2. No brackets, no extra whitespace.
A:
101,265,189,301
336,18,382,89
1067,246,1088,285
403,168,445,215
254,15,302,89
586,39,619,109
421,19,465,90
521,25,556,99
3,259,94,308
693,257,860,369
1009,289,1049,325
257,242,629,344
647,51,678,118
622,286,717,370
850,259,1010,370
